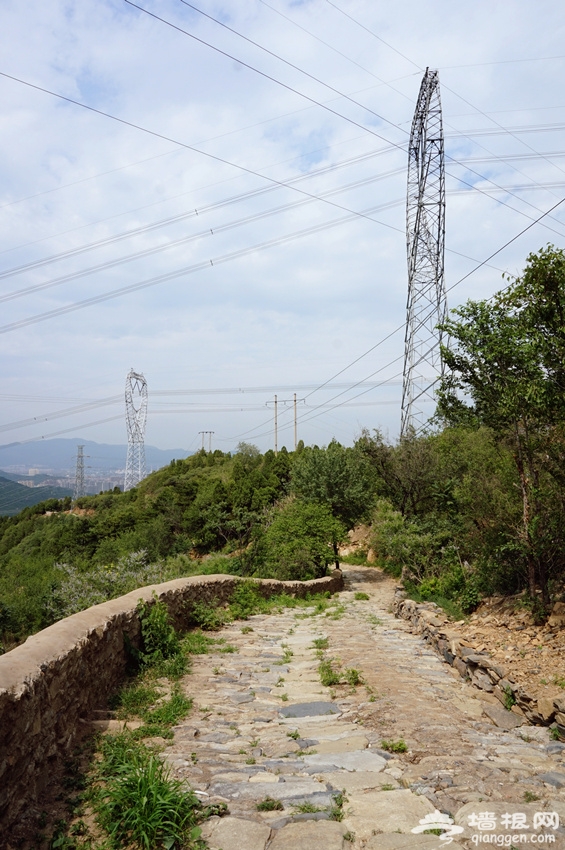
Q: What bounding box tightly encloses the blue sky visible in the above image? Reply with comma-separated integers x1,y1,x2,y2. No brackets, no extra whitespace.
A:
1,0,565,453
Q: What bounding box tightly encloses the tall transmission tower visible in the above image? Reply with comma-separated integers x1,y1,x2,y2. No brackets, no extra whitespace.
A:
401,68,447,437
124,369,148,491
73,444,85,501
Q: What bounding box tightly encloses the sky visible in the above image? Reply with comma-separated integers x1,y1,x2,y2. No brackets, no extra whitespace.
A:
1,0,565,456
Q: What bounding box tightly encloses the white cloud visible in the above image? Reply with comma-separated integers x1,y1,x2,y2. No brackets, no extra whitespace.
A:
1,0,565,453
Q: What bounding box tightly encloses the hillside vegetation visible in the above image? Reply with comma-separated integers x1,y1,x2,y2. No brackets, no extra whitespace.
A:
0,475,72,516
2,247,565,649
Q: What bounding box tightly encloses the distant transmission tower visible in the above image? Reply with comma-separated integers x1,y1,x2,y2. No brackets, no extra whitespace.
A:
73,445,85,501
401,68,447,436
124,369,148,491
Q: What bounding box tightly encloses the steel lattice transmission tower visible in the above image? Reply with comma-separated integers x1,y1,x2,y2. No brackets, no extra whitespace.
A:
124,369,148,491
401,68,447,436
73,445,85,501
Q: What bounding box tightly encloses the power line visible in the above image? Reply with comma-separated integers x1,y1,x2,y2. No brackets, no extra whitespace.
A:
323,0,565,197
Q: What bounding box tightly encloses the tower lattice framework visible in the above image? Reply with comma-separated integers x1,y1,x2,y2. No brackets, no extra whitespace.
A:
73,444,85,501
401,67,447,436
124,369,148,491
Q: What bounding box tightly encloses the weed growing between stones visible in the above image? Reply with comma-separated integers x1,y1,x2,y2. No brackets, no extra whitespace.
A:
256,797,283,811
503,685,516,711
319,658,341,687
354,592,370,601
381,738,408,753
344,668,364,687
380,783,396,791
325,602,346,620
92,732,222,850
312,636,329,650
293,802,325,814
329,791,347,821
367,614,383,626
137,594,182,667
287,729,300,740
523,790,541,802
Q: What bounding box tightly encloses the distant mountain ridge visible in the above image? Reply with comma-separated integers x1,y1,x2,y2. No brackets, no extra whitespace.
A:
0,438,190,474
0,476,72,516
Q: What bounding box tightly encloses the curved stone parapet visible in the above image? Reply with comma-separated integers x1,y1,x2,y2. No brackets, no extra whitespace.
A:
0,570,343,835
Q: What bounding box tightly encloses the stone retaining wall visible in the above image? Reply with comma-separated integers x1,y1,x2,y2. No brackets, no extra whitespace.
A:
393,590,565,732
0,571,343,834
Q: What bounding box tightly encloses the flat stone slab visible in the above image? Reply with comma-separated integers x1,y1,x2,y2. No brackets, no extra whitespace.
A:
201,816,271,850
365,837,464,850
341,790,435,839
279,701,341,718
228,692,255,704
538,771,565,788
454,802,545,840
323,770,397,793
314,735,368,754
208,779,335,805
482,703,525,729
302,750,387,773
269,820,346,850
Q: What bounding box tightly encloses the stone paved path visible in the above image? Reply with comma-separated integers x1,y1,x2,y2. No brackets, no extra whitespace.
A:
167,567,565,850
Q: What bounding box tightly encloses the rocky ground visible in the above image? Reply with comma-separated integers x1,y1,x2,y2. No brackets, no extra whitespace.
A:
455,595,565,707
164,565,565,850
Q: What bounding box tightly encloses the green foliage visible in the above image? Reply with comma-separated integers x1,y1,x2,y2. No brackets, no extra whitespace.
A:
319,658,341,687
437,247,565,605
344,668,364,687
186,600,227,631
137,596,181,667
312,636,329,650
133,686,193,739
256,797,283,811
250,497,345,581
93,733,203,849
354,592,370,601
292,439,377,529
229,581,268,619
329,792,346,821
380,739,408,753
503,686,516,711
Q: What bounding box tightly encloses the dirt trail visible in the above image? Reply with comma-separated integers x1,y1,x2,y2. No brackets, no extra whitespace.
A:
169,565,565,850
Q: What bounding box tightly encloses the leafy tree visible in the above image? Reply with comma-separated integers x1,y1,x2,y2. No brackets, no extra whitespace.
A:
250,497,345,581
292,440,375,530
437,246,565,607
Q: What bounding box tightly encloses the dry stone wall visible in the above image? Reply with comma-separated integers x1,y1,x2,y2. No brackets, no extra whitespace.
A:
0,571,343,834
393,590,565,734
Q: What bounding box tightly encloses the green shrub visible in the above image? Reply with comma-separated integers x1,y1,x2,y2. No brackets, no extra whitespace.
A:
319,658,341,687
251,498,345,581
256,797,283,811
137,595,180,667
186,600,226,631
94,733,203,849
380,739,408,753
